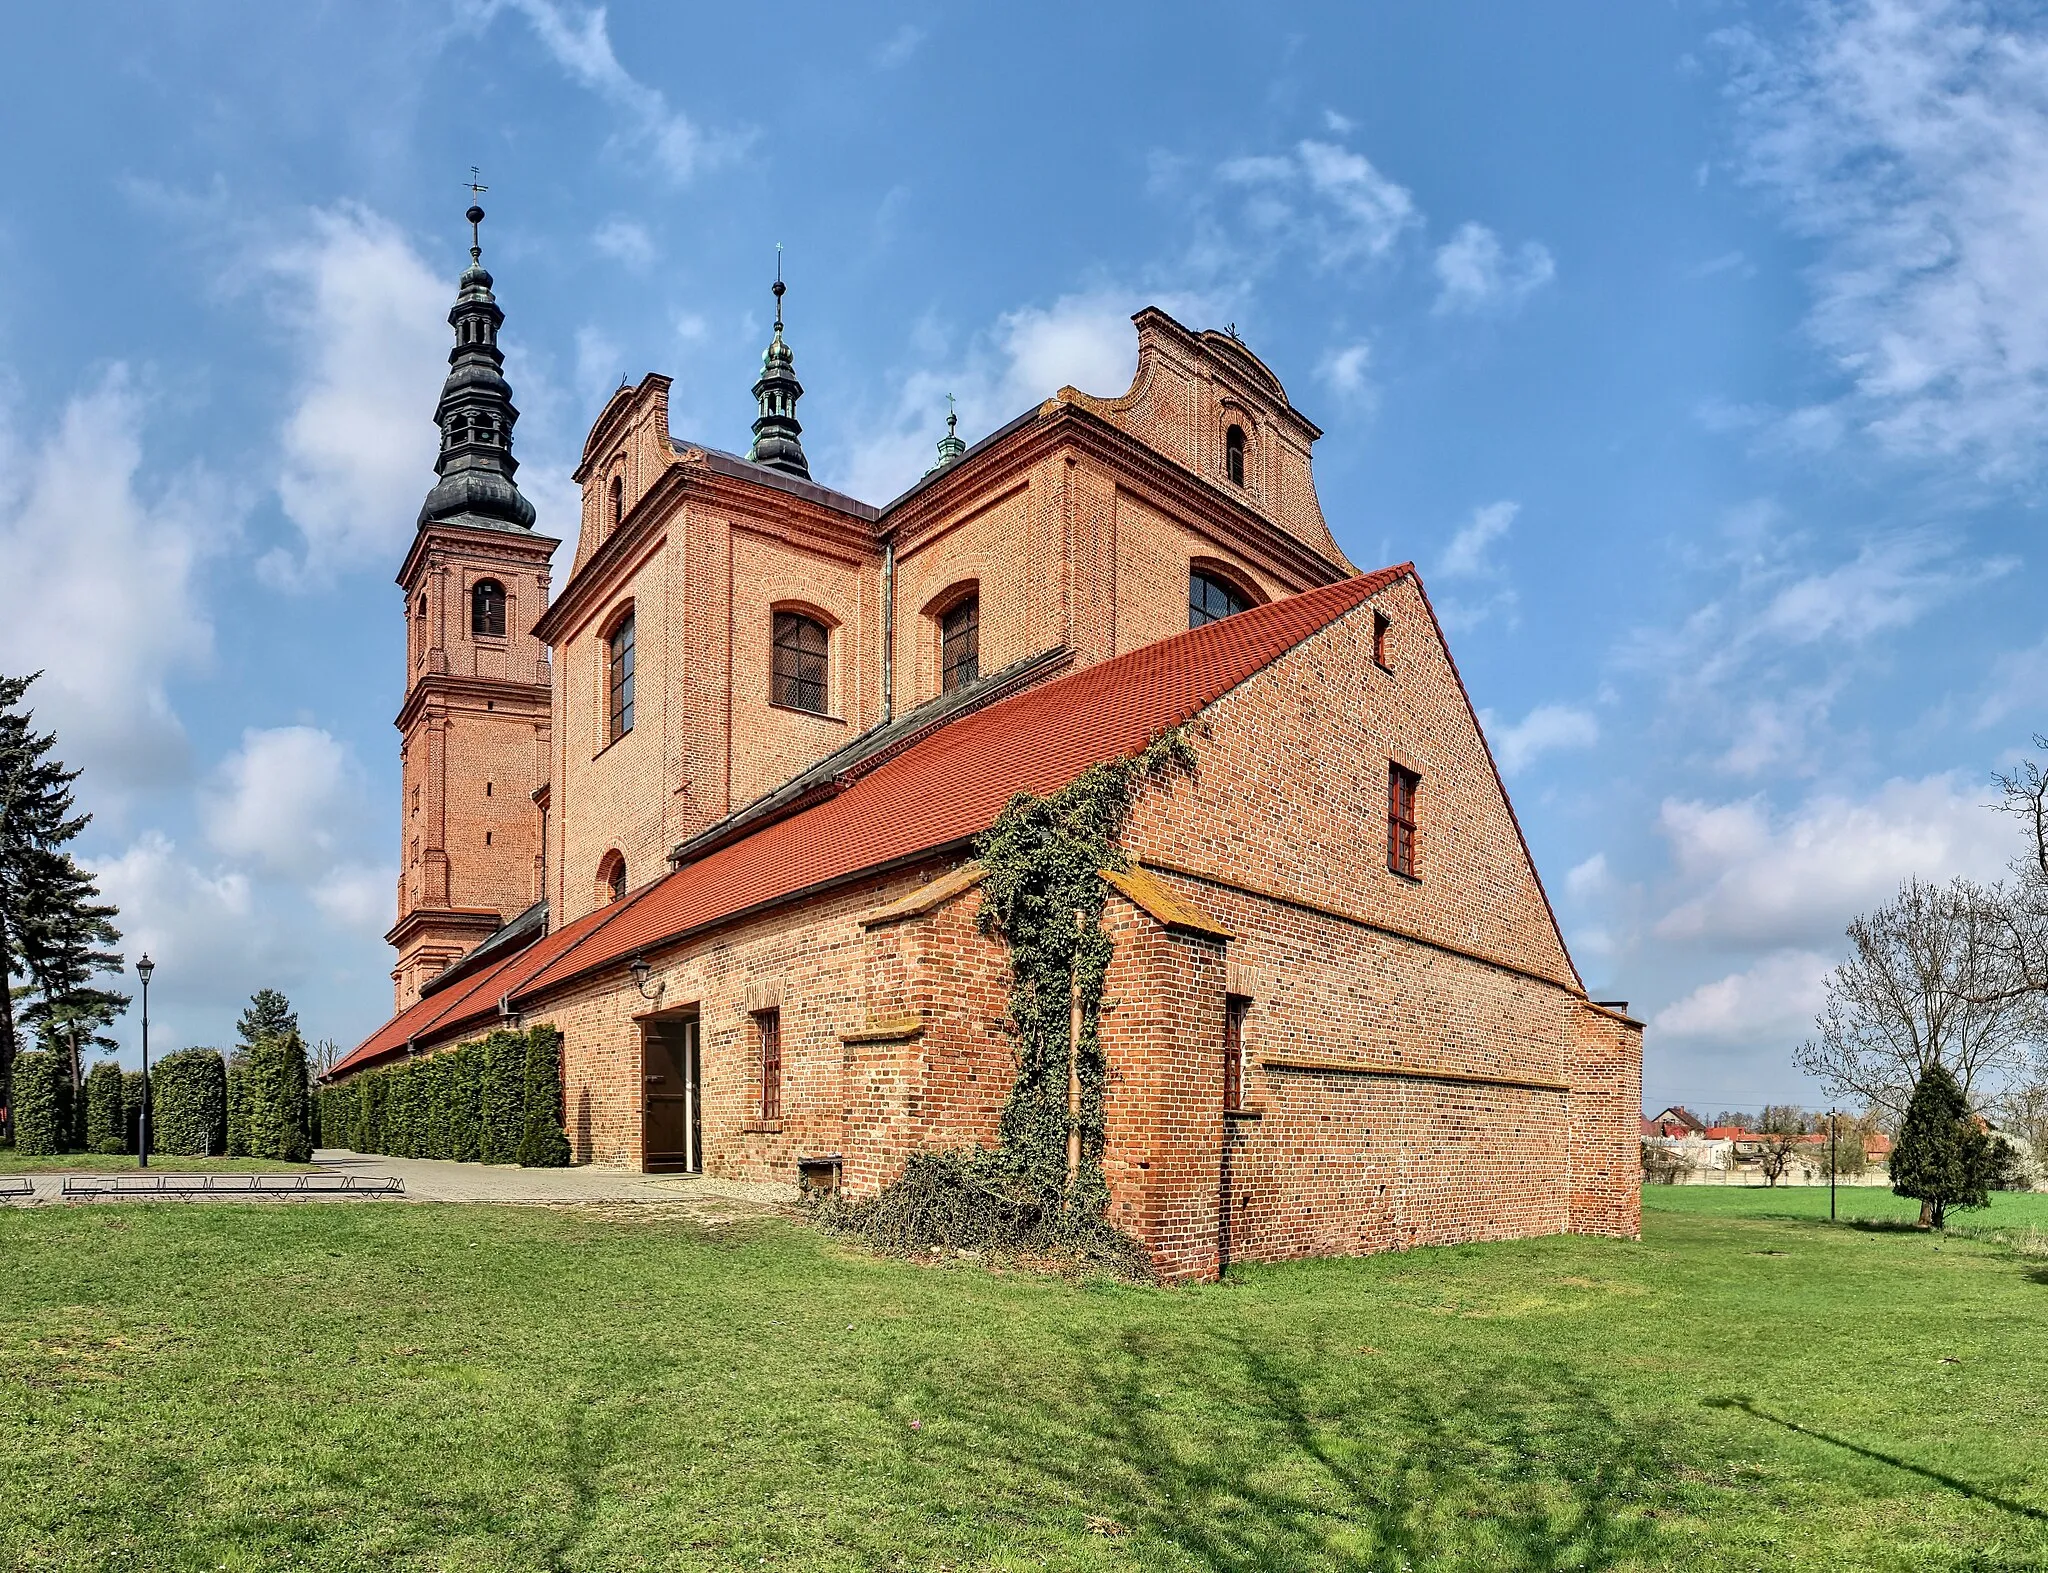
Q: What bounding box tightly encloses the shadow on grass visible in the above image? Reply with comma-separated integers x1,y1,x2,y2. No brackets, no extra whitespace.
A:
1703,1396,2048,1524
922,1329,1669,1571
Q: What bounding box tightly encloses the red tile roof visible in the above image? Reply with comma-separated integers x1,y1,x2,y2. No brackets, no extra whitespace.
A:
333,565,1424,1078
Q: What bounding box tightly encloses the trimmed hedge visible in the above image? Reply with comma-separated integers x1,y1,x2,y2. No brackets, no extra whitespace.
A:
86,1059,126,1154
13,1049,68,1155
224,1053,251,1157
247,1031,311,1161
121,1071,146,1154
152,1048,228,1157
324,1024,571,1167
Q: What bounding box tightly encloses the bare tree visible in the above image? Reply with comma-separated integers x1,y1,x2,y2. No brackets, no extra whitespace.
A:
1795,877,2035,1125
308,1037,343,1078
1753,1131,1802,1187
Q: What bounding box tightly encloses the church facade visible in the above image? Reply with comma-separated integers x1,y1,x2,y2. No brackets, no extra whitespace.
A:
332,211,1642,1280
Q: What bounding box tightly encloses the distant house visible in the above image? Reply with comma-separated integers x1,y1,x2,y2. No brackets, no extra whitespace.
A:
1643,1106,1705,1138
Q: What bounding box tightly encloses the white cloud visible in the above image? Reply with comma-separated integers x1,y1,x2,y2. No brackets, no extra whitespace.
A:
201,726,370,881
1319,340,1374,401
1723,0,2048,475
1650,948,1833,1045
1323,109,1356,134
264,204,449,585
1437,499,1517,579
0,370,228,790
87,831,264,1008
1491,703,1600,775
873,23,925,68
591,217,654,268
507,0,740,183
1653,773,2012,948
1217,139,1419,269
1431,222,1556,314
1566,853,1611,901
311,861,397,935
1973,631,2048,729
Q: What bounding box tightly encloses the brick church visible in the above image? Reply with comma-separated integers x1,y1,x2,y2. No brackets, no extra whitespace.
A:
331,206,1642,1279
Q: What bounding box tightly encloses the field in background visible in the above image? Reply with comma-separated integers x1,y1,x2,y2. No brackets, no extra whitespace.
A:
2,1198,2044,1570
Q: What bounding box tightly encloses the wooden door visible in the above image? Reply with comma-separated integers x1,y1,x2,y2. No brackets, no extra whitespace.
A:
644,1018,701,1173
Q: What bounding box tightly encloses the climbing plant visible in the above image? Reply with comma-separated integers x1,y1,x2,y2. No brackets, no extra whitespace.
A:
827,730,1191,1276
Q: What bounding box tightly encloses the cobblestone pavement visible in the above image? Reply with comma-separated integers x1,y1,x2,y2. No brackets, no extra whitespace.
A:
5,1153,795,1216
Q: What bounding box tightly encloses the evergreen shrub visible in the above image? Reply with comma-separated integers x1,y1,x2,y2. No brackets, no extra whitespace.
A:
152,1048,228,1157
517,1023,571,1167
224,1054,251,1157
121,1071,146,1154
481,1031,526,1162
85,1059,126,1153
13,1049,67,1155
448,1042,483,1162
247,1031,311,1161
1893,1063,1991,1229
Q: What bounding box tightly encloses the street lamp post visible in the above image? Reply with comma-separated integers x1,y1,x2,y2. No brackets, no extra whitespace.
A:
136,953,154,1169
1829,1108,1837,1223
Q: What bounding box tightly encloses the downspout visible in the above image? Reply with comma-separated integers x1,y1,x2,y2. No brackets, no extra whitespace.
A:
880,537,895,724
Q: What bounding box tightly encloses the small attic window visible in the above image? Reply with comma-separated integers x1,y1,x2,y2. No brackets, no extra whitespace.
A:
609,474,624,533
1225,424,1246,487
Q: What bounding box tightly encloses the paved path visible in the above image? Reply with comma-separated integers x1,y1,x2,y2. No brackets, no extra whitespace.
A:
4,1154,794,1217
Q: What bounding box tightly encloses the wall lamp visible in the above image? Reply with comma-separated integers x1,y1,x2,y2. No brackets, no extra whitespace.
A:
628,954,664,1004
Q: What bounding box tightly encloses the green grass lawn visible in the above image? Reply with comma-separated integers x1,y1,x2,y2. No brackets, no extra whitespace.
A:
0,1152,314,1174
3,1198,2045,1572
1643,1181,2048,1230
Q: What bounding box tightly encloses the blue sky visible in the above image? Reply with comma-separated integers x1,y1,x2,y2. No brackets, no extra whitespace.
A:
3,0,2043,1112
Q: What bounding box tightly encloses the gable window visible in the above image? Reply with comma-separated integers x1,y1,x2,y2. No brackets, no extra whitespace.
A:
608,474,624,534
1372,610,1392,669
1189,569,1251,629
606,609,635,742
757,1008,782,1122
1224,995,1250,1112
1225,423,1246,487
598,850,626,904
941,595,980,693
471,579,506,638
1387,763,1420,879
771,611,830,715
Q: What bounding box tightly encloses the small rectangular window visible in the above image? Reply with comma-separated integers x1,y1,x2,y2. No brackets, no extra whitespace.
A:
1372,610,1392,669
1387,763,1420,879
757,1008,782,1122
772,611,830,715
1224,995,1250,1111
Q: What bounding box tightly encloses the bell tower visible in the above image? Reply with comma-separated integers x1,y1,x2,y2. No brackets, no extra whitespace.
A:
388,200,560,1010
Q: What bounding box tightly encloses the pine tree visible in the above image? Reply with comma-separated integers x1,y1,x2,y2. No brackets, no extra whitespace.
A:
0,674,126,1144
1892,1063,1992,1229
236,989,298,1050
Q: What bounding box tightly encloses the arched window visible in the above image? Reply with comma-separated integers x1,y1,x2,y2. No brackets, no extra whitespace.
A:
771,611,830,715
597,849,627,905
1189,568,1251,628
606,609,635,742
471,579,506,638
609,474,624,533
1225,423,1246,487
941,595,980,693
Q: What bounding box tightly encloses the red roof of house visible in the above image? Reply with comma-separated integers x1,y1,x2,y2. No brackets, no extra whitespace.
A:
334,566,1425,1078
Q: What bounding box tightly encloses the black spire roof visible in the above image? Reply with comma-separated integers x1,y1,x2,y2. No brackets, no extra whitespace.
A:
748,263,810,478
416,203,537,533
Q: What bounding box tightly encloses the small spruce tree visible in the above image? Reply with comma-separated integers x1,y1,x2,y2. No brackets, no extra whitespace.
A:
1892,1063,1991,1229
85,1058,125,1153
516,1024,571,1167
236,989,298,1049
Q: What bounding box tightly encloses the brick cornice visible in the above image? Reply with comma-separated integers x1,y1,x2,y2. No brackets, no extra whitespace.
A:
396,519,559,592
394,674,550,734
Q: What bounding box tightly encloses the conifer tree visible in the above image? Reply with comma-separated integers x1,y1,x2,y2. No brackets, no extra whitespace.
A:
1892,1063,1992,1228
517,1024,571,1167
0,673,126,1143
85,1058,125,1153
224,1053,252,1157
236,989,298,1050
246,1030,311,1162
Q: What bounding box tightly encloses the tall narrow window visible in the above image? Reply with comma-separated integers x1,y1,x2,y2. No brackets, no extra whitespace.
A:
1224,995,1250,1112
757,1009,782,1122
471,579,506,637
941,595,980,692
1372,609,1392,669
1388,763,1420,879
1225,423,1246,486
608,474,624,534
1189,569,1251,628
771,611,829,714
606,610,635,741
598,850,626,904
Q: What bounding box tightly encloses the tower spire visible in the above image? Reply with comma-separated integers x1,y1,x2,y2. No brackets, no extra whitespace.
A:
924,392,966,476
416,192,535,533
748,247,811,478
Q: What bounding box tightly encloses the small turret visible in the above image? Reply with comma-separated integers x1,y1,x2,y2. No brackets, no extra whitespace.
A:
748,257,811,478
924,394,966,477
416,202,537,533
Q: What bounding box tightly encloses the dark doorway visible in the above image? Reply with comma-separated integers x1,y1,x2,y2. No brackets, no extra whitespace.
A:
643,1016,701,1173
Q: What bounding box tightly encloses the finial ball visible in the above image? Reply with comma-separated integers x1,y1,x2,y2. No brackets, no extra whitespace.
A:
466,204,485,226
